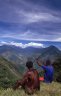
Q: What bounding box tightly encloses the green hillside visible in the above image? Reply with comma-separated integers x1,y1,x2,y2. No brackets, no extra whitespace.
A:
0,82,61,96
0,56,21,88
53,58,61,82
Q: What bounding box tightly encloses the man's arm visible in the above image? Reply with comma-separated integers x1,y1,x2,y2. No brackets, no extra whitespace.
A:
36,59,42,66
36,59,47,70
13,80,21,90
13,72,28,90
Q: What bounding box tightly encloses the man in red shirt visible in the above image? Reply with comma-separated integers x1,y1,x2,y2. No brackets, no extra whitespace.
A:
13,61,40,94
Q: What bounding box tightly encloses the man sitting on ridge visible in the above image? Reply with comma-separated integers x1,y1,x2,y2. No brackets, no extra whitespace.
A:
13,61,40,94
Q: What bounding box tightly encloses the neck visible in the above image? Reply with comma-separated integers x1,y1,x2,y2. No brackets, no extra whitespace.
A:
29,67,33,70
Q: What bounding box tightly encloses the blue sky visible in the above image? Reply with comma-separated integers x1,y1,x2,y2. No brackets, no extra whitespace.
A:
0,0,61,49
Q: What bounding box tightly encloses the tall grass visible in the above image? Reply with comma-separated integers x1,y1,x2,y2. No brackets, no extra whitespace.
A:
0,82,61,96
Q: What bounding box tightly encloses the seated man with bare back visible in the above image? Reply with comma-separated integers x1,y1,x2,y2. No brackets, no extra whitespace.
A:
13,61,40,94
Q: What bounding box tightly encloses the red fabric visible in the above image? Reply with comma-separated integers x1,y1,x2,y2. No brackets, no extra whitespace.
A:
39,77,44,81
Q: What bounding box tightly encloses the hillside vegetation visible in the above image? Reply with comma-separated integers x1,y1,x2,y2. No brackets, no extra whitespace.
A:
53,58,61,82
0,82,61,96
0,56,21,88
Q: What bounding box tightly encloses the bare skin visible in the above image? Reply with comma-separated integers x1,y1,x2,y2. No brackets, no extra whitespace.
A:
36,58,42,66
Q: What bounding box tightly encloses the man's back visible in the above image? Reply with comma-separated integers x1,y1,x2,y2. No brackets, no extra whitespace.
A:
41,65,54,83
25,68,40,91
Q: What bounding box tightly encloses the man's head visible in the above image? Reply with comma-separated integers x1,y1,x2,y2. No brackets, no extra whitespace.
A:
26,61,33,69
45,59,51,66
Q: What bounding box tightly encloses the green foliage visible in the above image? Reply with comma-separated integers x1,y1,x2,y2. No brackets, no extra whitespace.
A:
0,57,20,88
53,58,61,82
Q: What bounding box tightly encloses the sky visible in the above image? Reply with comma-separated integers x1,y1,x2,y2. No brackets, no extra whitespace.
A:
0,0,61,49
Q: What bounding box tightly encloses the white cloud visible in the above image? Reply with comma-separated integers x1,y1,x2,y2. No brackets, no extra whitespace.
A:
18,10,61,23
0,0,61,24
54,38,61,42
1,31,61,42
0,41,44,48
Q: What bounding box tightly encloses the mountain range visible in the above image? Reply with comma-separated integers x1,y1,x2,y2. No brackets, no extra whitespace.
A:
0,45,61,63
0,45,61,72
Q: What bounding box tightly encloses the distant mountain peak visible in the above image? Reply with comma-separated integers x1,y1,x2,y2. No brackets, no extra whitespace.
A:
49,45,58,48
47,45,60,51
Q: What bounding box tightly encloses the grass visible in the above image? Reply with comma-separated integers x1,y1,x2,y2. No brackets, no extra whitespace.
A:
0,82,61,96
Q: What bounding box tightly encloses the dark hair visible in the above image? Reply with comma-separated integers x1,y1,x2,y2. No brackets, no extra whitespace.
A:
26,61,33,69
45,60,51,66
